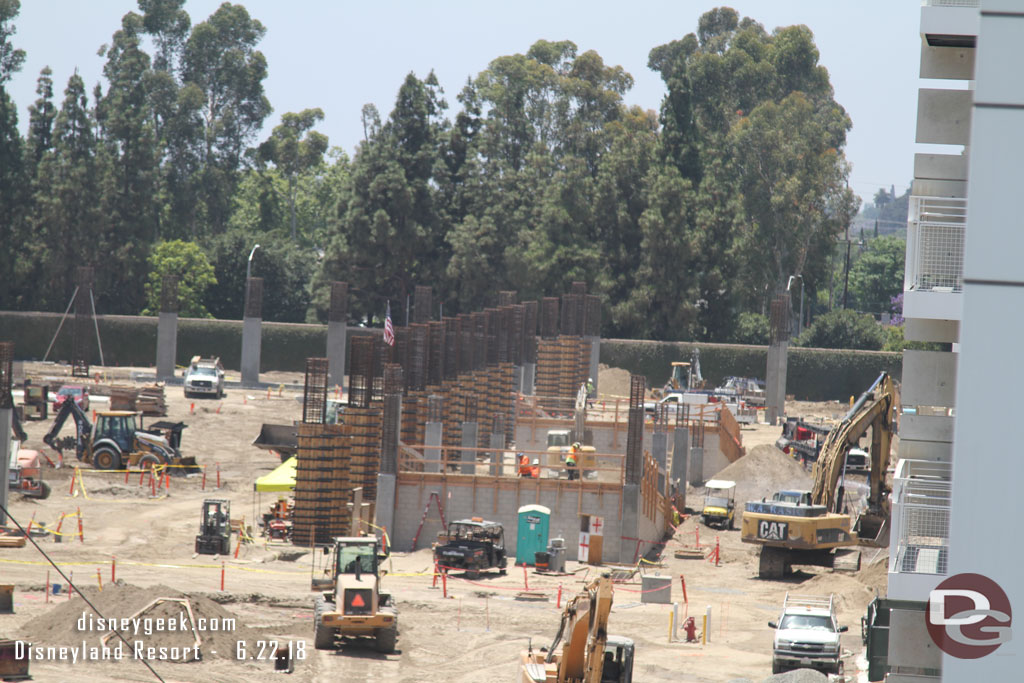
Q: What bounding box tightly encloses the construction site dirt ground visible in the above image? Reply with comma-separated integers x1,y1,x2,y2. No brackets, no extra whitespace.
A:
1,362,887,682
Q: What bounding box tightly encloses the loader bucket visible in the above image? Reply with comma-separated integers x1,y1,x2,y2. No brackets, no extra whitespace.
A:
173,457,203,476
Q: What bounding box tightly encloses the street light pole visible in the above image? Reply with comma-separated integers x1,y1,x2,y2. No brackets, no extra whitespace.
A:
787,275,805,337
246,244,260,282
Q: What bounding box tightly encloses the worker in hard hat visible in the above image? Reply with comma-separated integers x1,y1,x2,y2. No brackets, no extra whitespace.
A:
531,458,541,478
518,453,531,477
566,442,581,481
586,377,595,408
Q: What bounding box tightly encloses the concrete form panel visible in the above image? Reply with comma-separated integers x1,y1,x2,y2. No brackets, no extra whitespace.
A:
974,14,1024,104
913,152,969,181
964,107,1024,281
901,350,958,408
424,422,442,474
904,317,960,343
920,44,975,80
900,414,955,443
915,89,972,145
374,473,396,540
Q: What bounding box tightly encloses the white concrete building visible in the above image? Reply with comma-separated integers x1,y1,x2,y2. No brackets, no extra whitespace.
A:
884,1,1023,680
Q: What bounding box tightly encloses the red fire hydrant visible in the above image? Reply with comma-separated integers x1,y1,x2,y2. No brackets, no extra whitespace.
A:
683,616,699,643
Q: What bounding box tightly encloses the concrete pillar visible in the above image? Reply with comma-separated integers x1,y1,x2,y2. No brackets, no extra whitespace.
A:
522,362,536,396
489,429,504,476
374,473,396,540
689,447,704,487
241,317,262,387
766,341,788,426
156,312,178,382
327,282,348,391
619,483,640,564
241,277,264,388
425,422,442,474
672,428,689,509
513,365,523,393
460,422,478,475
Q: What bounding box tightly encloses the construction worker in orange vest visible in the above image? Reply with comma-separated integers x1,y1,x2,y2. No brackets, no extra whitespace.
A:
566,443,581,481
518,453,531,477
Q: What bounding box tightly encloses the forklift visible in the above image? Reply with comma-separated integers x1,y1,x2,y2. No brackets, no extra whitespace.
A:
195,499,232,555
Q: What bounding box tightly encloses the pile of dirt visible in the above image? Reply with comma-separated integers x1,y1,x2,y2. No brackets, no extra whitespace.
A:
18,582,259,661
597,364,632,398
708,444,813,519
83,484,154,498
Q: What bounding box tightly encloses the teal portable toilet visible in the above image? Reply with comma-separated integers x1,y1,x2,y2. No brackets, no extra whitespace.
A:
516,504,551,566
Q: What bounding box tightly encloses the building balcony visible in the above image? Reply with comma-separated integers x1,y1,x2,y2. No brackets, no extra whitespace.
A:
921,1,979,48
903,196,965,322
887,459,952,601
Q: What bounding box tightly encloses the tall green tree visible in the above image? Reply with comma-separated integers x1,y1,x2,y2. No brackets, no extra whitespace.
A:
142,239,216,317
849,235,905,313
0,0,26,307
181,2,271,233
257,108,328,242
24,66,56,180
27,73,105,310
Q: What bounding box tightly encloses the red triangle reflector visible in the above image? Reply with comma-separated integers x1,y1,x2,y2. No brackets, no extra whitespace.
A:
351,593,366,608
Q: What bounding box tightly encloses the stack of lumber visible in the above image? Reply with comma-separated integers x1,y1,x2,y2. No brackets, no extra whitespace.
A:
109,383,167,416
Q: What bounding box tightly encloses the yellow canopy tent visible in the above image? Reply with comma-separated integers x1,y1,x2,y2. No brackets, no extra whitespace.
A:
254,456,297,492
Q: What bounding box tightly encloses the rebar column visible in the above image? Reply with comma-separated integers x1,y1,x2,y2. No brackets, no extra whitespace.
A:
302,358,329,425
156,274,178,382
620,373,646,563
241,277,264,387
327,281,349,392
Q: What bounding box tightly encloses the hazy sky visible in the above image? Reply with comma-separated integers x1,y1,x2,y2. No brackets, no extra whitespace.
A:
6,1,931,205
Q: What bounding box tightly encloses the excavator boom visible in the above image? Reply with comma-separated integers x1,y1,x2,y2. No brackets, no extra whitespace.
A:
42,399,92,461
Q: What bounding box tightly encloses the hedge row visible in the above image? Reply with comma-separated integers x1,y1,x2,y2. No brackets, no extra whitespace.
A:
600,339,902,401
0,312,376,373
2,312,901,398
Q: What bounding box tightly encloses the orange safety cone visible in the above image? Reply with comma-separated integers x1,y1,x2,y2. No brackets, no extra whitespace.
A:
190,402,195,414
77,508,84,543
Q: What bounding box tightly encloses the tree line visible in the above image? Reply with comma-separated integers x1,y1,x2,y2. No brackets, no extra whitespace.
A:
0,2,905,345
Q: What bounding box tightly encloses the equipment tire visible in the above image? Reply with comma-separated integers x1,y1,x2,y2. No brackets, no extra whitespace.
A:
93,447,122,471
138,453,162,470
772,660,783,674
313,596,337,651
374,621,398,653
728,516,735,531
465,569,480,581
222,536,232,555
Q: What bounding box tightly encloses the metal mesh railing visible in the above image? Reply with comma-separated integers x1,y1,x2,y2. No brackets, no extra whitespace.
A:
909,196,966,293
893,459,952,576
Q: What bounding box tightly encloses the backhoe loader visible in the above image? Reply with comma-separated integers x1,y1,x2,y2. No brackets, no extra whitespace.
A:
43,399,199,473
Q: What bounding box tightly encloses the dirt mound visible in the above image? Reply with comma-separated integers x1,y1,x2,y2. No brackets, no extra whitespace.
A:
83,484,154,498
710,444,813,518
797,573,876,613
18,582,259,661
597,364,632,398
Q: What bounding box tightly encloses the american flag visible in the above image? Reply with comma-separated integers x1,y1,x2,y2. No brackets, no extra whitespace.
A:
383,301,395,346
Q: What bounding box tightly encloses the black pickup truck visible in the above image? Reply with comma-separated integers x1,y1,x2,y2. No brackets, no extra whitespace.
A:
433,519,507,579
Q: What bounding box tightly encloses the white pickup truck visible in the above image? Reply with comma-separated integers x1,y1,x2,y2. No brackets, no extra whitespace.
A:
768,593,847,675
183,356,225,399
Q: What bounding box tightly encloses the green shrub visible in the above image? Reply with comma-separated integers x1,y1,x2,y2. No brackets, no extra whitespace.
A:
731,312,770,345
795,309,885,351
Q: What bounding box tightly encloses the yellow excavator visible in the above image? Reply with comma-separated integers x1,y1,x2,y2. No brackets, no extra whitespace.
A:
741,372,896,578
520,574,634,682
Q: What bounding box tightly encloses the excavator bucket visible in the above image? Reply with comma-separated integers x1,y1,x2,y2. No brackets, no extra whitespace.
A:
856,513,889,547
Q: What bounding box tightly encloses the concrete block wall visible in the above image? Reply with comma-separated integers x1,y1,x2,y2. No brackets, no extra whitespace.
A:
391,474,623,560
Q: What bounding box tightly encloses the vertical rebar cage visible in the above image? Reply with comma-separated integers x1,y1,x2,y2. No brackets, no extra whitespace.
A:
625,374,646,484
770,295,790,344
329,281,349,323
160,274,179,314
302,358,329,424
244,277,264,319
